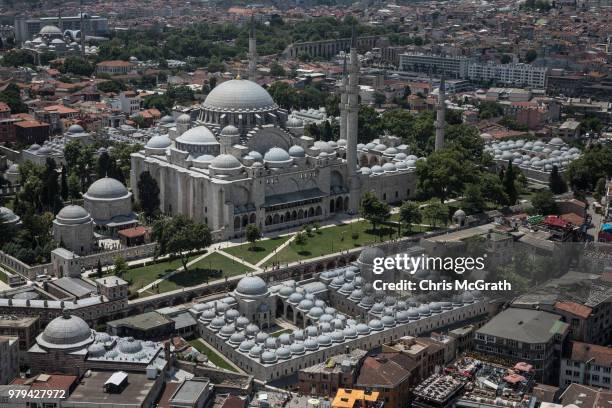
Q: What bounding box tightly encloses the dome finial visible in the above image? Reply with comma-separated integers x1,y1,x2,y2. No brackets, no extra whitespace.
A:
236,74,241,80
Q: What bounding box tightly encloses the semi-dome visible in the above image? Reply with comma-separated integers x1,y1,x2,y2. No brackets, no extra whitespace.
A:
38,313,93,349
358,247,384,265
0,207,20,225
85,177,129,199
235,276,268,297
176,126,218,145
56,205,91,225
288,145,305,157
210,154,242,170
203,79,277,112
146,135,172,149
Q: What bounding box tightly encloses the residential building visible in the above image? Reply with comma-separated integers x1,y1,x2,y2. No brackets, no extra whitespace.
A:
0,315,40,353
558,383,612,408
96,60,134,76
467,62,547,88
474,308,569,384
13,119,50,145
354,354,412,408
560,342,612,389
399,53,471,78
119,91,141,114
298,349,367,397
382,336,445,383
332,388,382,408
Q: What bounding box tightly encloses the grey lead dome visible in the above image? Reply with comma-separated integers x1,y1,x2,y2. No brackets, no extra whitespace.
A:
39,313,93,349
235,276,268,297
85,177,129,200
203,79,277,111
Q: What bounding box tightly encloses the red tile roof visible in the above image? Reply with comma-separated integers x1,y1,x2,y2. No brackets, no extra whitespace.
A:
0,102,10,112
118,226,150,239
554,301,592,319
12,374,77,390
97,60,134,67
570,341,612,366
14,120,49,129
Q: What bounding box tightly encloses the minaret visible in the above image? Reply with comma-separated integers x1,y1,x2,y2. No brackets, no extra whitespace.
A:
434,77,446,152
339,55,348,142
248,14,257,81
79,0,85,58
346,26,360,213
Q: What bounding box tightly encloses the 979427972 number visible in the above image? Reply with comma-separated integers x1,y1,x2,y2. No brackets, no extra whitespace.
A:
7,389,66,399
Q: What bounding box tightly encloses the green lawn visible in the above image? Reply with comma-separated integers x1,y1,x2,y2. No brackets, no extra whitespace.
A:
264,220,429,266
223,236,290,265
121,254,202,292
0,270,7,283
151,252,253,294
188,338,237,372
271,328,292,337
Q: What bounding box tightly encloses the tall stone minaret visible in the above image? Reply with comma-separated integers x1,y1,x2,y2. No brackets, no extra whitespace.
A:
339,55,348,142
434,77,446,152
248,15,257,81
346,26,360,213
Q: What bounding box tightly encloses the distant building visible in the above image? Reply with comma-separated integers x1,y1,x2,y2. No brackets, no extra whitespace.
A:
167,377,212,408
107,311,175,340
332,388,382,408
13,120,50,145
14,14,109,43
474,308,569,384
96,60,134,76
298,349,367,397
355,354,412,408
560,341,611,389
0,336,18,385
399,54,471,78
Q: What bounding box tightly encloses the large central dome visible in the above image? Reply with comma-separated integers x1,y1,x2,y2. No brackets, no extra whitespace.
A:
38,313,94,350
203,79,277,112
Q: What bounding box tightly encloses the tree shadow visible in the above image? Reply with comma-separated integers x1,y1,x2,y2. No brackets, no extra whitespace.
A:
165,267,222,287
297,250,312,256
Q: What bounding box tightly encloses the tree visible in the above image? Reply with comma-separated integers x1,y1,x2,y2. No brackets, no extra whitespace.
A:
525,49,538,63
463,183,485,214
269,62,285,77
96,259,103,278
549,165,567,194
421,201,448,227
500,54,512,64
152,215,212,271
358,106,384,144
594,178,606,201
67,172,81,199
531,190,558,215
480,172,508,205
60,57,94,76
245,224,261,250
567,145,612,192
0,83,28,113
0,50,34,67
137,171,160,220
399,201,422,233
373,91,386,107
295,231,307,245
479,101,504,119
416,149,476,203
359,192,390,234
113,256,128,277
60,165,69,201
97,151,113,178
503,161,518,205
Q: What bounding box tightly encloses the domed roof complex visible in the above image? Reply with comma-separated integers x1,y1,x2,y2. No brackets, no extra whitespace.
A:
203,79,277,112
176,126,218,146
37,313,94,350
85,177,130,200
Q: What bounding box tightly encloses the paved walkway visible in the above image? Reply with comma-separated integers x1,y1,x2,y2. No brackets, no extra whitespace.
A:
255,234,296,267
216,249,261,272
195,337,243,373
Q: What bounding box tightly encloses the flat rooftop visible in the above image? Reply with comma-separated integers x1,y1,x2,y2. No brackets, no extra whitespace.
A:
64,370,157,406
107,311,172,331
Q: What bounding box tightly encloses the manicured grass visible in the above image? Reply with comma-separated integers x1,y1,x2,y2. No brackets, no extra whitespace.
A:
0,270,7,283
188,338,237,372
264,220,429,266
121,254,201,292
152,252,253,294
271,328,292,337
223,236,290,265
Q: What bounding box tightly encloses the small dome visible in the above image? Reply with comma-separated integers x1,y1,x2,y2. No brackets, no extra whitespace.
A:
88,343,106,357
338,139,347,147
368,319,383,330
298,299,314,310
343,326,358,338
229,332,245,345
290,343,305,355
176,126,217,145
381,315,396,327
224,309,240,321
331,330,345,342
40,25,62,35
265,337,278,349
211,154,242,170
279,333,293,346
549,137,565,146
235,276,268,297
219,324,236,337
146,135,172,149
384,147,398,156
176,113,191,124
308,306,324,318
67,124,84,133
317,335,332,346
39,313,92,349
159,115,174,124
305,325,319,338
249,345,263,357
288,292,304,304
382,162,397,172
255,332,269,343
261,350,278,363
288,145,305,157
245,323,260,336
56,205,91,225
210,317,225,329
286,116,304,128
239,339,256,352
85,177,128,200
264,147,291,163
304,338,319,350
276,347,292,359
358,247,384,265
314,141,334,154
356,323,370,335
220,125,240,136
279,286,294,297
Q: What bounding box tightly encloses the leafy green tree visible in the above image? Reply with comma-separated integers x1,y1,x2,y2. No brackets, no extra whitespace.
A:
500,54,512,64
245,224,261,251
373,91,386,107
359,192,390,234
137,171,160,220
479,101,504,119
67,172,81,199
566,145,612,191
480,172,508,205
96,259,103,278
113,256,128,277
525,49,538,63
594,178,606,201
463,183,485,214
416,149,476,203
358,106,384,144
399,201,422,233
97,151,113,178
421,201,448,227
152,215,212,271
97,80,126,94
503,161,518,205
549,165,567,194
0,50,34,67
295,231,307,245
60,165,69,201
269,62,285,77
60,57,94,76
531,190,558,215
0,83,27,113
